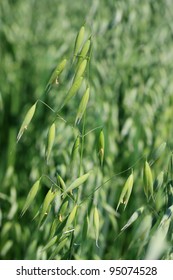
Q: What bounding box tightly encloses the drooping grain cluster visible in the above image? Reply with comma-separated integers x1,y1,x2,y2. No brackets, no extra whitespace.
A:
17,23,172,261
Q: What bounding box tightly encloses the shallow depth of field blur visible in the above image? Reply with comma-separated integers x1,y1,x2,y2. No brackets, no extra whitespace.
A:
1,0,173,260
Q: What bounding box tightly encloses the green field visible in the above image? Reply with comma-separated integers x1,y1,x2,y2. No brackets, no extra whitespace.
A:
0,0,173,260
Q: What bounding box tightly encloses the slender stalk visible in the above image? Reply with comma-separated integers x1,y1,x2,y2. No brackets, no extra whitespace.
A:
79,111,86,176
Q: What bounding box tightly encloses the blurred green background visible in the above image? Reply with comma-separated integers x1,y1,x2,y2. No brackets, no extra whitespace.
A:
0,0,173,260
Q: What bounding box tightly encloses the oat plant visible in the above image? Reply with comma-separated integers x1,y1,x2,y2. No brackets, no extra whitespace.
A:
17,25,173,260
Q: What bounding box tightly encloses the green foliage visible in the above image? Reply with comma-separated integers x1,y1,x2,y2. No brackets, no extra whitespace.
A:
1,0,173,260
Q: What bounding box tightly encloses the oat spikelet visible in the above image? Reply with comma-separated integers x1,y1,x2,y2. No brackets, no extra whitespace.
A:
73,26,85,62
17,102,37,142
70,136,80,162
62,172,90,195
143,161,153,201
116,172,134,211
39,188,57,226
77,38,91,67
93,206,100,247
75,87,90,125
121,206,145,231
45,123,56,164
65,205,78,229
21,178,41,216
43,235,58,251
98,129,105,167
63,76,83,106
45,58,67,93
73,59,87,82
